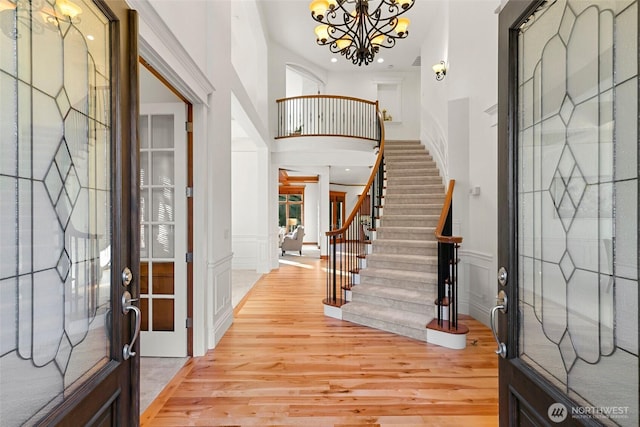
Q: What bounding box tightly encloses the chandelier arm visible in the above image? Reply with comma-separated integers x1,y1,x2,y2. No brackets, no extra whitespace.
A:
311,0,414,66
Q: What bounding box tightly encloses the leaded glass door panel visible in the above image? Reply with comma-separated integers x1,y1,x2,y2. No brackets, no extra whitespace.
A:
0,0,139,425
498,0,638,426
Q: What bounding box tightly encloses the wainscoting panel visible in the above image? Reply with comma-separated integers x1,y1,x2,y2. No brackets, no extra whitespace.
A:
207,254,233,348
460,250,494,327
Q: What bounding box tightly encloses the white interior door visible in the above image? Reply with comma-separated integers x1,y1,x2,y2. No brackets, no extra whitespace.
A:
139,103,187,357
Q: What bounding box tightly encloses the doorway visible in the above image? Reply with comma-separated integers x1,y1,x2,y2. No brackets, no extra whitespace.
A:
138,60,193,410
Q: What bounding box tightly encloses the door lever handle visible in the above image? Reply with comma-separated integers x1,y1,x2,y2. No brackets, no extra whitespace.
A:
490,290,507,358
122,290,141,360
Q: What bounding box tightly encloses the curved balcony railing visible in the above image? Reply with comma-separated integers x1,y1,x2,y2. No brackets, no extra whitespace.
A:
276,95,380,141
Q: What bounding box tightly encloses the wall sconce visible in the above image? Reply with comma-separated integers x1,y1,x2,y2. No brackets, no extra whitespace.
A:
432,61,447,81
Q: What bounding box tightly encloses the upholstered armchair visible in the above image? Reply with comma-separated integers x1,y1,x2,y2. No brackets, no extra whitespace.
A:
281,225,305,255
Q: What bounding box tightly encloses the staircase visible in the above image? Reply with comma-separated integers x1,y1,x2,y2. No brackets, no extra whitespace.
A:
342,140,444,342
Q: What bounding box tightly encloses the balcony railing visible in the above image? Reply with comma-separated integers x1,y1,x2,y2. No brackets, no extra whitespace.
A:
276,95,380,141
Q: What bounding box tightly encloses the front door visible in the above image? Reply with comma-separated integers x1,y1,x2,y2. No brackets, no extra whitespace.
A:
497,1,638,426
139,102,187,357
0,0,139,425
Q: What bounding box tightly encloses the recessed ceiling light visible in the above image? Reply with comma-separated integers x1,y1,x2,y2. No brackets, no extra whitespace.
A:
345,168,350,171
331,58,337,63
377,58,384,63
87,34,95,41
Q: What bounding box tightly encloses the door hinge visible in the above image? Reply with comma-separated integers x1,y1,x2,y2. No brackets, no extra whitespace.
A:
186,186,193,198
186,318,193,328
186,121,193,133
186,252,193,263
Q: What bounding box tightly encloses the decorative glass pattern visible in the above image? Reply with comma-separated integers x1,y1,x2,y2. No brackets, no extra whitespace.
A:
517,0,638,425
0,0,112,425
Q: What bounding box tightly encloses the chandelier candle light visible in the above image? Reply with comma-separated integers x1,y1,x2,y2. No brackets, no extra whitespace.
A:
310,0,414,66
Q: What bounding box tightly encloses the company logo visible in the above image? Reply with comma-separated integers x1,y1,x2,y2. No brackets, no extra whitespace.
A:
548,403,568,423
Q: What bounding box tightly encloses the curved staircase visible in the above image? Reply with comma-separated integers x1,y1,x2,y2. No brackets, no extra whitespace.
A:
342,140,445,342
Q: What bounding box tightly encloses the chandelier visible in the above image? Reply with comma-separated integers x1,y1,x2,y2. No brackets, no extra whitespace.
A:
310,0,414,66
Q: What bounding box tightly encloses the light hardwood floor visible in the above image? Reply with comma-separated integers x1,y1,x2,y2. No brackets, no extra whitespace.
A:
141,257,498,426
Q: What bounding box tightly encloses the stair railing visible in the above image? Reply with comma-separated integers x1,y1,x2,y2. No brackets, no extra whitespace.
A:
276,95,380,141
324,109,385,307
434,180,463,329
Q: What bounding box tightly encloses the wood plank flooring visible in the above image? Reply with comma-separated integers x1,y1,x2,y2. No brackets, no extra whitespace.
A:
141,257,498,426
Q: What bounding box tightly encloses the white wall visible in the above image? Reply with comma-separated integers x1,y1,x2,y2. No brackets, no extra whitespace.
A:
420,0,499,326
231,0,269,130
325,70,421,141
302,183,320,245
231,144,259,269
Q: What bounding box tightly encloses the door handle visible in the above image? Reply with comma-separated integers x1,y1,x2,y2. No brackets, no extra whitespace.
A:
122,290,141,360
490,290,507,358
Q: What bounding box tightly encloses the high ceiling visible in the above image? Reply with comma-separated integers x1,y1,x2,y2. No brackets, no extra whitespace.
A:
254,0,437,185
257,0,436,73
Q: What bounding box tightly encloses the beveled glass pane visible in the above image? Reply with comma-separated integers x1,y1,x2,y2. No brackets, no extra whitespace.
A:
152,188,174,222
17,81,32,179
151,115,174,148
0,177,17,279
614,3,638,84
152,224,174,258
615,78,638,181
16,3,31,85
152,299,175,331
0,73,17,176
151,152,174,186
32,91,63,181
540,36,566,120
615,180,637,280
0,278,17,355
0,6,17,77
567,7,599,104
32,15,63,97
63,26,89,115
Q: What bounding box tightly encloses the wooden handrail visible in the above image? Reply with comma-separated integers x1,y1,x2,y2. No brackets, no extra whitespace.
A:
326,108,385,237
275,94,378,106
435,180,463,244
276,95,379,141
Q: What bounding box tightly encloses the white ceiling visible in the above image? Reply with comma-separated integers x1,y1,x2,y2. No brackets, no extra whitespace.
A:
257,0,436,73
139,1,438,186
